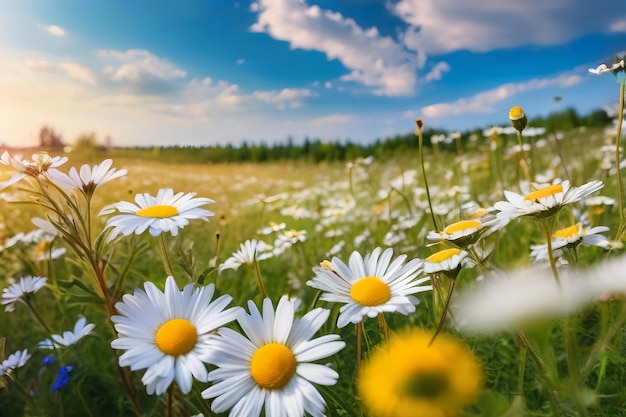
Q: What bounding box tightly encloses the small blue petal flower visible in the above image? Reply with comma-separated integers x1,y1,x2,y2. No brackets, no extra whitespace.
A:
51,365,73,392
41,355,55,366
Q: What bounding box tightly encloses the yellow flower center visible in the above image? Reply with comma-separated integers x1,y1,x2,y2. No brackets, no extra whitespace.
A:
350,277,391,306
155,319,198,356
554,224,582,239
443,220,481,235
426,248,461,263
508,106,525,120
523,184,563,202
250,343,296,390
136,205,179,218
403,371,449,399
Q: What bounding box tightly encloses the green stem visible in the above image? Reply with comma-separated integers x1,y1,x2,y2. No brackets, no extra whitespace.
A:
542,221,560,286
24,298,53,334
615,83,625,238
429,276,456,346
564,317,589,417
517,332,561,416
158,234,174,276
583,300,626,377
356,321,363,373
377,313,389,342
417,123,439,232
252,257,268,298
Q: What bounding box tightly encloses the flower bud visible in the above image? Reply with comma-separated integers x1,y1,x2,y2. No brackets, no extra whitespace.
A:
509,106,527,133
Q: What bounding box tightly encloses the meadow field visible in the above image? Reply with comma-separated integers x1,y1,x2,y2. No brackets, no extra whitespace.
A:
1,98,626,416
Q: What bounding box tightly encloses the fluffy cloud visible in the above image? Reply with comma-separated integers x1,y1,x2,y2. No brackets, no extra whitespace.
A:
392,0,624,55
252,88,316,109
25,59,97,86
250,0,419,96
424,61,450,83
46,25,65,37
421,74,582,118
100,49,187,94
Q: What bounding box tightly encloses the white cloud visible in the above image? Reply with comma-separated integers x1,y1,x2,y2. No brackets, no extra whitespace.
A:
46,25,65,37
252,88,316,109
424,61,450,83
250,0,419,96
25,59,97,86
420,74,582,118
392,0,624,56
611,19,626,33
99,49,187,84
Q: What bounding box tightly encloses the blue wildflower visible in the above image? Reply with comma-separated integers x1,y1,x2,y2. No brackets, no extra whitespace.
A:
51,365,73,392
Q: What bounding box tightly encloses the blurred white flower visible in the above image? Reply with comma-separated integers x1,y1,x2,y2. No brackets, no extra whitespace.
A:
39,317,96,349
219,239,273,272
453,254,626,333
1,276,47,312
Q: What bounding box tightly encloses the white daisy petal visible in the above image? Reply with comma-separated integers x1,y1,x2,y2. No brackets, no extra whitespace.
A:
204,295,344,416
111,277,237,395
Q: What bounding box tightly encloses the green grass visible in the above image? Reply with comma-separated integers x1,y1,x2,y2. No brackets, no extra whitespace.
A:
1,123,626,416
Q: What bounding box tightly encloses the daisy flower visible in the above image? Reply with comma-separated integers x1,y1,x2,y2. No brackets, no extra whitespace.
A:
453,253,626,333
2,276,47,312
0,349,32,377
201,296,345,417
110,276,239,395
306,247,431,328
48,159,127,197
426,217,499,248
358,329,483,417
38,317,96,349
529,223,618,262
423,248,468,276
589,58,625,80
0,151,67,190
100,188,214,241
219,239,273,272
494,180,604,221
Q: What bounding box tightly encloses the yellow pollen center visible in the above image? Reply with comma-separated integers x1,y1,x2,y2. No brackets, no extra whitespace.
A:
444,220,481,235
554,224,582,239
250,343,296,390
350,276,391,306
524,184,563,201
509,106,525,120
426,248,461,263
136,205,179,218
155,319,198,356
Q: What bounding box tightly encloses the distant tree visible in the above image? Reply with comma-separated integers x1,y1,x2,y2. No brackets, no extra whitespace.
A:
39,126,64,148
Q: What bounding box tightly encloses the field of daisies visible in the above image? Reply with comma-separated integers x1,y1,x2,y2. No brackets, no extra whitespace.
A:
1,60,625,417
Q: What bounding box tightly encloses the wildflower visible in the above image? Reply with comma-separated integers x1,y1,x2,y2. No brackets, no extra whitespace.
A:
218,239,273,272
0,151,67,190
1,276,47,312
509,106,527,133
453,253,626,333
100,188,214,241
48,159,127,197
201,296,345,417
51,365,73,392
0,349,31,377
589,57,625,84
273,229,307,255
423,249,468,276
306,248,431,328
39,317,96,349
358,329,483,417
494,180,604,221
111,276,238,395
529,223,615,261
257,221,286,235
426,218,499,248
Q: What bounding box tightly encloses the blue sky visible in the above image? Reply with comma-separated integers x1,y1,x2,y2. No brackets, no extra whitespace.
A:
1,0,625,147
